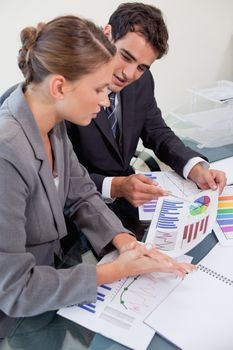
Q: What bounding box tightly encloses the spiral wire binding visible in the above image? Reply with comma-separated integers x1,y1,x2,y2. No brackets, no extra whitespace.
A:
198,264,233,286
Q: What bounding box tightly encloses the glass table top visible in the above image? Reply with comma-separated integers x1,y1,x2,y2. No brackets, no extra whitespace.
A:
0,233,218,350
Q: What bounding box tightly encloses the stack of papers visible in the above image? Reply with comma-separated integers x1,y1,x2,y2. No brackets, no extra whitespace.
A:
144,243,233,350
58,251,191,350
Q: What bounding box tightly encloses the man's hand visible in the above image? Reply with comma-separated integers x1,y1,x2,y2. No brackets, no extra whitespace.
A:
111,173,169,206
188,163,227,194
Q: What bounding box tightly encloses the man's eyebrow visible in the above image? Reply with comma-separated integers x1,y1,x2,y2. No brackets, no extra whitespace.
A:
120,48,136,61
120,48,150,70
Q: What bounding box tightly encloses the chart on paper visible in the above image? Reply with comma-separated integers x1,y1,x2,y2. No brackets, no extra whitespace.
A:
146,189,219,257
58,251,191,350
137,171,200,221
214,186,233,246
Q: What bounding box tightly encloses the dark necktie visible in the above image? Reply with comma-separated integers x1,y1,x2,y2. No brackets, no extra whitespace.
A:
106,92,118,139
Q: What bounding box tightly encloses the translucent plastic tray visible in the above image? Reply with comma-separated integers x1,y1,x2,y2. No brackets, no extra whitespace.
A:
188,80,233,104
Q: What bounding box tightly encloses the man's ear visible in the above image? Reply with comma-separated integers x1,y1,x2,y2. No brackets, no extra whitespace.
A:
103,24,113,41
49,75,66,100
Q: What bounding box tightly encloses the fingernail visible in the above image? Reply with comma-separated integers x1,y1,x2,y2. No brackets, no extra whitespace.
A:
145,243,153,250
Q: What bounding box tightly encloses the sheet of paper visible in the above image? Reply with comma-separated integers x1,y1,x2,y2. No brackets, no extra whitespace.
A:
146,188,219,257
144,244,233,350
58,250,191,350
210,157,233,186
213,186,233,246
138,171,200,221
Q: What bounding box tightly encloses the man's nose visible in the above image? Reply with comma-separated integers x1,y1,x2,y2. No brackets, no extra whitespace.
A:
122,64,137,81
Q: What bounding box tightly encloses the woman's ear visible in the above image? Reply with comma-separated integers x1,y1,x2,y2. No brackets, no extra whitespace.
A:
102,24,113,42
49,75,66,100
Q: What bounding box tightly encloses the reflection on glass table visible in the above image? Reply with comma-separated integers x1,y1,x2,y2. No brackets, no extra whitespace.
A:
0,233,218,350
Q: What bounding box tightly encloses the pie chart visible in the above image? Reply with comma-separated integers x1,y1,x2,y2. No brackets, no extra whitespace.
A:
189,196,210,216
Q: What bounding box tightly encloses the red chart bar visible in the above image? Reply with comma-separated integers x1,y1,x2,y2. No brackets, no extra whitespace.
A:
183,225,188,240
183,216,209,244
203,215,209,234
193,221,199,240
200,218,204,231
188,224,194,242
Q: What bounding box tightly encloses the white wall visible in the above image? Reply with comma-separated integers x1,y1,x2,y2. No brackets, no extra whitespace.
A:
1,0,233,115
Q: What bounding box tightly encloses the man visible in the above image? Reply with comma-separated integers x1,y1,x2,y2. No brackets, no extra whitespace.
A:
66,2,226,235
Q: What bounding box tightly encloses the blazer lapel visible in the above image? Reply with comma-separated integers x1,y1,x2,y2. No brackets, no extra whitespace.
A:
9,87,67,238
37,155,67,238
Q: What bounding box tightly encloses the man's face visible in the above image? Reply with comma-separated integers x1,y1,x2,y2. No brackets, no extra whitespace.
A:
109,31,158,92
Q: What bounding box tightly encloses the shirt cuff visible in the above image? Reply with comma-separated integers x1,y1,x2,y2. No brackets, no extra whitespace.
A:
183,157,209,179
102,177,115,203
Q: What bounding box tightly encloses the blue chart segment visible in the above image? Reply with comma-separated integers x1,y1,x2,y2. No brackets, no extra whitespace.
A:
143,200,157,213
143,173,158,213
157,200,183,231
144,173,157,181
78,284,110,314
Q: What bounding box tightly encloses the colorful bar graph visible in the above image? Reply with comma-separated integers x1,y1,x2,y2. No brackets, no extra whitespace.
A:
217,194,233,239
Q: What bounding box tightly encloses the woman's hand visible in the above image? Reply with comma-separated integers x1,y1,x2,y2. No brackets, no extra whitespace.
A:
117,241,195,277
96,241,196,285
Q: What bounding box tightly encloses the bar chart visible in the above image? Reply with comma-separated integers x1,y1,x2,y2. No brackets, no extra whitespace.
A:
182,215,209,246
216,190,233,240
146,188,219,257
157,200,183,231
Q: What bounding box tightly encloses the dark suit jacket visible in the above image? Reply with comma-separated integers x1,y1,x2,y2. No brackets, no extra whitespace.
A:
67,70,205,192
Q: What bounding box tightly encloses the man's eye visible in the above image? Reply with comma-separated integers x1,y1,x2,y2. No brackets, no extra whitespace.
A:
121,53,131,61
138,65,147,72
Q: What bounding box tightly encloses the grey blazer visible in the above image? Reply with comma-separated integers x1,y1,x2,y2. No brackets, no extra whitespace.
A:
0,85,127,337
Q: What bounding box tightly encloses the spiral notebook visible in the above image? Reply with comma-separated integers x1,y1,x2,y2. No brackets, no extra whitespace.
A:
144,244,233,350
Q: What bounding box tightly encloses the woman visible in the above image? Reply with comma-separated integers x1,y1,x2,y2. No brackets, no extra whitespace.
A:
0,15,194,338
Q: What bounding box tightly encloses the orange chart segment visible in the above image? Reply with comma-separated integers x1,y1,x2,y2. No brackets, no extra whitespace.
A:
189,196,210,216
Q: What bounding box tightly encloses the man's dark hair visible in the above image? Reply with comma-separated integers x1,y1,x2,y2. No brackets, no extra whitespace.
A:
108,2,169,59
